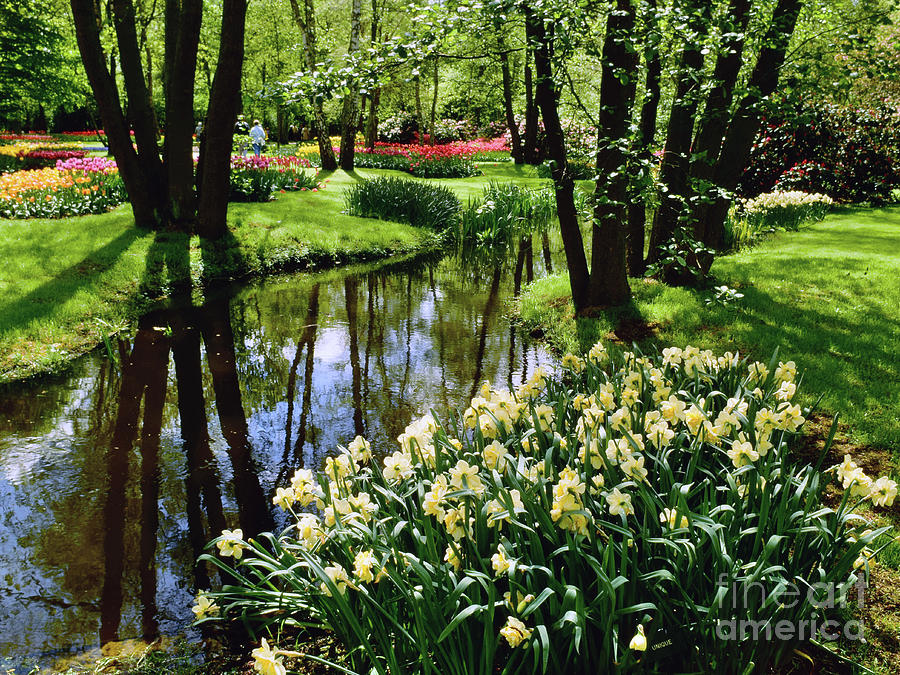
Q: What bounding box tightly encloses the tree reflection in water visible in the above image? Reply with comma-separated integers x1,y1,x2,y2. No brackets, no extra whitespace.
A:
0,244,560,670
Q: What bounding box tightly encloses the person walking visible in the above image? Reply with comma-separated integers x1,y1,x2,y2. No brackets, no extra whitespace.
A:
250,120,267,157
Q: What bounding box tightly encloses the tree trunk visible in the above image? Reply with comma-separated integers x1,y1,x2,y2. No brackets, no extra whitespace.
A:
589,0,637,308
528,9,590,314
414,75,424,142
688,0,751,245
289,0,337,170
646,0,713,265
498,32,523,163
625,0,661,277
338,0,363,169
523,55,539,164
699,0,804,252
71,0,165,228
164,0,202,227
429,57,438,146
365,86,380,149
197,0,248,238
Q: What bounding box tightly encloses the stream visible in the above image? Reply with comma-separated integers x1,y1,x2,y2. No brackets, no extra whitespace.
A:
0,241,557,672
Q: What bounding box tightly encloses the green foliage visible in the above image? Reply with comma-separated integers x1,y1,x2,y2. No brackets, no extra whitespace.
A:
457,182,556,245
646,226,714,286
198,346,892,674
535,159,594,181
344,176,460,230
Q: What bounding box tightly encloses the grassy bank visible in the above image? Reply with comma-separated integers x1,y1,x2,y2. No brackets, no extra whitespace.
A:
0,171,421,382
517,206,900,450
0,164,552,383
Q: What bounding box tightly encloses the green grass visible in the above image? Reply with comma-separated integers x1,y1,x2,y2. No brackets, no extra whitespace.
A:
516,206,900,451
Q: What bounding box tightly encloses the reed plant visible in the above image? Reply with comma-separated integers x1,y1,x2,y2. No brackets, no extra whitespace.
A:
457,182,556,245
343,176,460,231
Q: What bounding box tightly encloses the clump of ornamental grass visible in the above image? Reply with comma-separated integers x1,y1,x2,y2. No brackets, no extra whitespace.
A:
343,176,460,231
196,345,895,675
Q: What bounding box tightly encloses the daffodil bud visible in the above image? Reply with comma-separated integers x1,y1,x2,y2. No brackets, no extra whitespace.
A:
629,624,647,651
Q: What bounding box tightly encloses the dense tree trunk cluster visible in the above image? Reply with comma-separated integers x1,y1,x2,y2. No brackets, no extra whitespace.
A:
70,0,249,236
526,0,805,314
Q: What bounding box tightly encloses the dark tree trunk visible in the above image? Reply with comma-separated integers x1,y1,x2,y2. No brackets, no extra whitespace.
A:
528,9,590,313
589,0,637,308
698,0,804,252
289,0,338,170
338,0,363,169
688,0,751,246
164,0,202,226
523,55,539,164
498,32,523,163
429,57,438,146
197,0,248,238
647,0,713,265
414,75,424,142
71,0,166,228
625,0,661,277
365,87,380,149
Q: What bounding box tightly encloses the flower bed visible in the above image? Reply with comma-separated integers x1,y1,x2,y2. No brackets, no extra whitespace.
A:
229,155,321,202
197,345,894,674
297,139,510,177
0,166,126,219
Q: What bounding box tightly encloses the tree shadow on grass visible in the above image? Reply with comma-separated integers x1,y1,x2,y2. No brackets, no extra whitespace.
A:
0,227,144,338
656,280,899,449
140,229,193,298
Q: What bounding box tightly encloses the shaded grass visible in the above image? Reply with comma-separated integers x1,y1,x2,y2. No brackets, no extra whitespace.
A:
516,206,900,451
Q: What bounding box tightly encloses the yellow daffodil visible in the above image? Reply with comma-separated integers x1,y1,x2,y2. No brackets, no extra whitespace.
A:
870,476,898,507
216,529,247,559
354,549,377,583
251,639,286,675
500,616,533,648
192,593,219,620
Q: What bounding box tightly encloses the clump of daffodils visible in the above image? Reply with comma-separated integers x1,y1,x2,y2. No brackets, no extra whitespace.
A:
197,344,891,674
741,190,833,231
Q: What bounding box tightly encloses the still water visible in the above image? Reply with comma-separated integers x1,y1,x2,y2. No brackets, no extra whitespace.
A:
0,243,555,672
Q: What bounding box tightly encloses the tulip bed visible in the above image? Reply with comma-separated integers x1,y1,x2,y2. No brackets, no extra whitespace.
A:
296,139,510,178
0,164,126,219
197,345,894,675
229,155,322,202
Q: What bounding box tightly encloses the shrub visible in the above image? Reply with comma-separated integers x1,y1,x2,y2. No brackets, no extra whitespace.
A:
378,112,419,144
458,182,556,245
344,176,460,231
535,159,595,181
196,346,894,675
739,98,900,204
